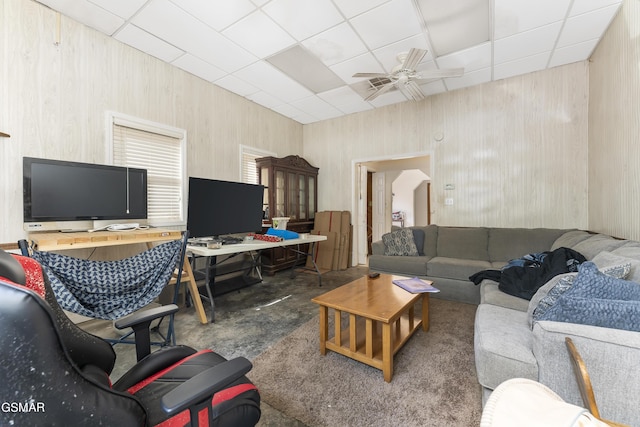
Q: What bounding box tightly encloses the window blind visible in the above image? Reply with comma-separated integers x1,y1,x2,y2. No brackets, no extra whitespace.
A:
240,146,275,184
113,124,183,226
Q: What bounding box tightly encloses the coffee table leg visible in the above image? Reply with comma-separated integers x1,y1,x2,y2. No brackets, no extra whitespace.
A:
382,322,393,382
422,294,430,332
319,306,328,355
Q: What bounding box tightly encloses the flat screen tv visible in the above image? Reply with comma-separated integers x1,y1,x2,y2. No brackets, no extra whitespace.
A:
23,157,147,231
187,177,264,239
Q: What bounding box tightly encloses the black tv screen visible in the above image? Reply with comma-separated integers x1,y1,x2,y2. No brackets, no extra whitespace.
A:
187,177,264,238
23,157,147,222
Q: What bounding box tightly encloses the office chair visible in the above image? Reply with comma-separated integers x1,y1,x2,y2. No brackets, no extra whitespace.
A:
21,233,189,359
0,249,261,426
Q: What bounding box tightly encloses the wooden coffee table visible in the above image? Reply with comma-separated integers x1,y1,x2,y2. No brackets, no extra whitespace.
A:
311,274,430,382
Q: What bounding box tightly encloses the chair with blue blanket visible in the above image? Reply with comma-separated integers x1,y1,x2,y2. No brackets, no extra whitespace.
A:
21,233,189,360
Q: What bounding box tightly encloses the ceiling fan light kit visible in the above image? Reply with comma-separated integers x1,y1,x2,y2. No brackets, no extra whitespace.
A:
353,48,464,102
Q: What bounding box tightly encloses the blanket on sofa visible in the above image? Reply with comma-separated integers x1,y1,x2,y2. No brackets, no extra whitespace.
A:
470,247,586,300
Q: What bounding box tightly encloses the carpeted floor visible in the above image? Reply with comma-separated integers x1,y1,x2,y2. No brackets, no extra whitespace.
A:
247,298,482,427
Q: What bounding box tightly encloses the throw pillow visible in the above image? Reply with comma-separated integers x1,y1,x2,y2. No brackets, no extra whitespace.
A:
528,262,631,328
382,228,419,256
526,272,577,328
536,262,640,332
592,250,640,283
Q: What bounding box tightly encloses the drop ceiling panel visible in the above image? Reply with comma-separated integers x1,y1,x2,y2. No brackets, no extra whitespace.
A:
35,0,623,124
37,0,124,35
444,68,492,91
214,75,259,97
549,39,600,68
494,0,571,40
368,90,408,107
436,42,492,73
234,62,313,103
132,0,257,72
88,0,147,20
302,23,369,66
330,53,386,85
570,0,623,17
290,96,343,121
114,24,184,63
416,0,490,56
557,4,622,48
494,22,563,65
171,0,256,32
332,0,391,19
493,52,549,81
263,0,344,41
247,91,285,109
419,80,447,97
372,35,431,70
222,11,296,59
171,54,227,82
350,0,423,50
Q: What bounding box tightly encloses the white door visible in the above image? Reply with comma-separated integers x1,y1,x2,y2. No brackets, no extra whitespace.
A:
372,172,386,243
356,165,368,265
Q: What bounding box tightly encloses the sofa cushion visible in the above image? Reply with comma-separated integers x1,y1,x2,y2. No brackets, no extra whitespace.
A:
368,255,429,277
550,230,592,251
436,227,489,260
570,234,626,260
480,280,529,311
427,257,491,281
488,228,567,262
474,305,538,390
410,228,425,256
382,228,419,256
421,224,439,258
537,262,640,332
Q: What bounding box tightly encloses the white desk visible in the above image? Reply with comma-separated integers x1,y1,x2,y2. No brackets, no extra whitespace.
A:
187,234,327,322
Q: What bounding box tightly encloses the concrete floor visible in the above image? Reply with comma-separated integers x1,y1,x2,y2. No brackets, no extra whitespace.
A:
83,265,370,426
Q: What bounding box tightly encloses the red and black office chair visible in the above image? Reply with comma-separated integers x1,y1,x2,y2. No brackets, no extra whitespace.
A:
0,249,261,426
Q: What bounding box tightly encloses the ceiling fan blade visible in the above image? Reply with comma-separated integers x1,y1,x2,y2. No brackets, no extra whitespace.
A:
353,72,389,78
401,48,427,71
402,80,425,101
364,82,395,101
416,68,465,82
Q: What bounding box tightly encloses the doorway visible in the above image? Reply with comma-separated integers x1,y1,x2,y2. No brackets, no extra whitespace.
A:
352,153,433,266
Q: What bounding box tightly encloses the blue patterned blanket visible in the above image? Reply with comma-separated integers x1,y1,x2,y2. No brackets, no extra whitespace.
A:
32,239,182,320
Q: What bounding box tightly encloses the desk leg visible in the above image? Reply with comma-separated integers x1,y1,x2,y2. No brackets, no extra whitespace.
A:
309,241,322,287
286,242,322,287
182,258,207,324
203,255,217,323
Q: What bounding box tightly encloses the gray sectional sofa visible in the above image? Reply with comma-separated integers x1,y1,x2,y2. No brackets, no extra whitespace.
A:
370,226,640,426
369,225,569,304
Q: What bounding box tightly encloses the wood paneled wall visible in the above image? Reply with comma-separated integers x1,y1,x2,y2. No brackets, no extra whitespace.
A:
303,62,590,229
0,0,302,244
588,0,640,241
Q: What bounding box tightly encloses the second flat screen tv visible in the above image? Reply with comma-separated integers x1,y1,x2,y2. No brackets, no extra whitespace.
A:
187,177,264,238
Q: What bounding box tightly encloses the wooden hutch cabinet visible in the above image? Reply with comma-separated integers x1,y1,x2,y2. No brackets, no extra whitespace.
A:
256,155,319,275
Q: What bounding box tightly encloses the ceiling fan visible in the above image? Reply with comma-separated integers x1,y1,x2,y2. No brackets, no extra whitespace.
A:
352,48,464,102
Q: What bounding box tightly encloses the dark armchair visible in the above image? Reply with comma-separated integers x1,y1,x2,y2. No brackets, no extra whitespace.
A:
0,249,260,426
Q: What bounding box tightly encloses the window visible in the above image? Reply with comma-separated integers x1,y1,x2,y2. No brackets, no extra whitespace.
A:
240,145,275,184
107,112,186,227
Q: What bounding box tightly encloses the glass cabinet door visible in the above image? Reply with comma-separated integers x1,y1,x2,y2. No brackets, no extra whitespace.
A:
298,174,306,220
275,170,285,217
309,176,315,219
287,172,297,219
